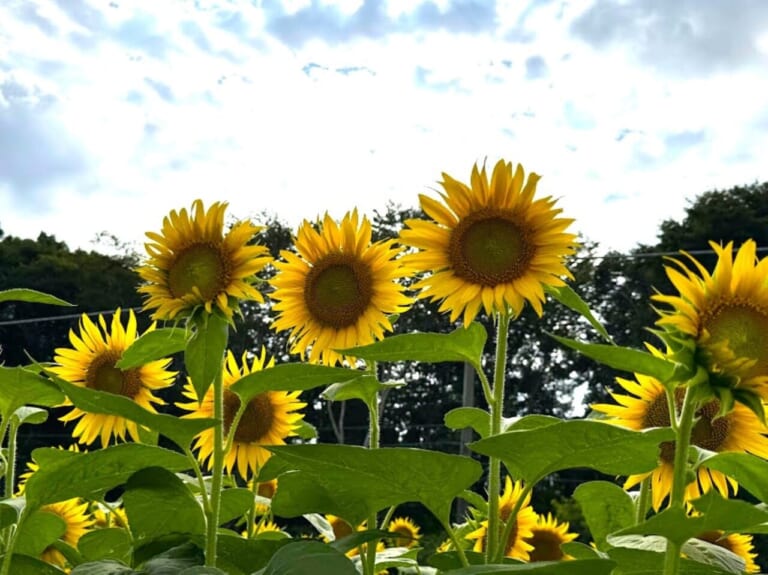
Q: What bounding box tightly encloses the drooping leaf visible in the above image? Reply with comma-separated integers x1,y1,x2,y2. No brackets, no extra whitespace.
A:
186,312,229,400
45,370,216,450
230,364,361,404
218,488,255,525
545,284,613,343
116,328,187,369
0,366,64,420
681,538,746,575
0,288,73,306
78,528,133,564
25,444,190,509
15,508,66,557
549,335,681,383
11,406,48,426
264,444,482,525
323,375,403,404
123,467,205,542
469,420,672,485
444,407,491,439
254,540,358,575
0,497,25,529
573,481,635,551
607,547,736,575
338,323,488,369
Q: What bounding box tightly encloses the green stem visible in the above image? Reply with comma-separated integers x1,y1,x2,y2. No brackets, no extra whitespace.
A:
439,517,470,568
662,385,698,575
184,446,211,513
486,311,510,563
493,481,533,564
475,369,494,408
0,506,28,575
4,418,19,499
365,391,380,575
205,370,225,567
379,506,396,532
246,471,261,539
634,476,651,525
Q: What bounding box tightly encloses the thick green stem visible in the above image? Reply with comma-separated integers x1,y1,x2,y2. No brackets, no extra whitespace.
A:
205,370,225,567
486,311,510,564
365,391,380,575
4,419,19,499
634,476,651,525
662,385,698,575
493,481,533,564
0,507,28,575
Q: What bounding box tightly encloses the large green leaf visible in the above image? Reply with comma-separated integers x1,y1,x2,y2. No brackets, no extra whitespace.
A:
573,481,635,551
549,335,681,383
15,508,66,556
78,528,132,564
545,284,613,343
469,420,672,485
218,488,255,525
186,312,229,400
612,490,768,545
230,364,361,404
24,444,190,509
0,366,64,420
700,452,768,504
442,559,615,574
607,547,737,575
70,560,136,574
116,328,187,369
337,323,487,368
180,568,228,575
254,540,358,575
123,467,205,542
264,445,482,525
46,370,216,450
192,533,287,575
0,288,73,306
141,542,203,574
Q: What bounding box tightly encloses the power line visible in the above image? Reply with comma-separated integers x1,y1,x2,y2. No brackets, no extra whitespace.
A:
0,307,142,327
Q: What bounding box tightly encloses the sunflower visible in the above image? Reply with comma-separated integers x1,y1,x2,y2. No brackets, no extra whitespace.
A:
269,209,411,366
695,531,759,574
466,477,538,560
524,513,578,562
592,373,768,510
91,502,129,529
654,240,768,400
138,199,272,320
52,309,176,447
249,478,278,515
18,454,94,569
386,516,421,548
242,519,286,539
399,159,576,325
178,349,305,479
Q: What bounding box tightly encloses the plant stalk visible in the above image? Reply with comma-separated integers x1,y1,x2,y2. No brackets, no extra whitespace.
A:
365,390,381,575
205,369,225,567
486,310,510,563
4,418,19,499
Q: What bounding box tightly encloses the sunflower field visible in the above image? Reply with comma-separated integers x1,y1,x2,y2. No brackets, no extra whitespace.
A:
2,158,768,575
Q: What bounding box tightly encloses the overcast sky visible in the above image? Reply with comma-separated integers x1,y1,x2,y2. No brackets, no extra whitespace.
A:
2,0,767,256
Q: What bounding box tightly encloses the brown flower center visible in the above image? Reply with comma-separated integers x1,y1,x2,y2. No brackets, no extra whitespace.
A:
85,350,142,398
330,517,354,540
304,253,373,328
168,243,228,301
642,388,730,463
502,520,520,557
701,301,768,379
527,528,566,562
223,390,275,443
449,209,534,286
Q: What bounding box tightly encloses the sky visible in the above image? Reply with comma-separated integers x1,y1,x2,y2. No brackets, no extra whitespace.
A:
1,0,768,256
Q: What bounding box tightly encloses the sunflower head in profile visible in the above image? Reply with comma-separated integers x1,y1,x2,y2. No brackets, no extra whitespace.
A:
178,348,305,479
242,519,286,539
654,240,768,406
249,478,278,515
270,209,412,366
696,531,759,574
524,513,578,562
466,477,538,560
399,159,577,325
592,372,768,510
386,516,422,548
138,199,272,321
52,309,176,447
91,503,129,529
